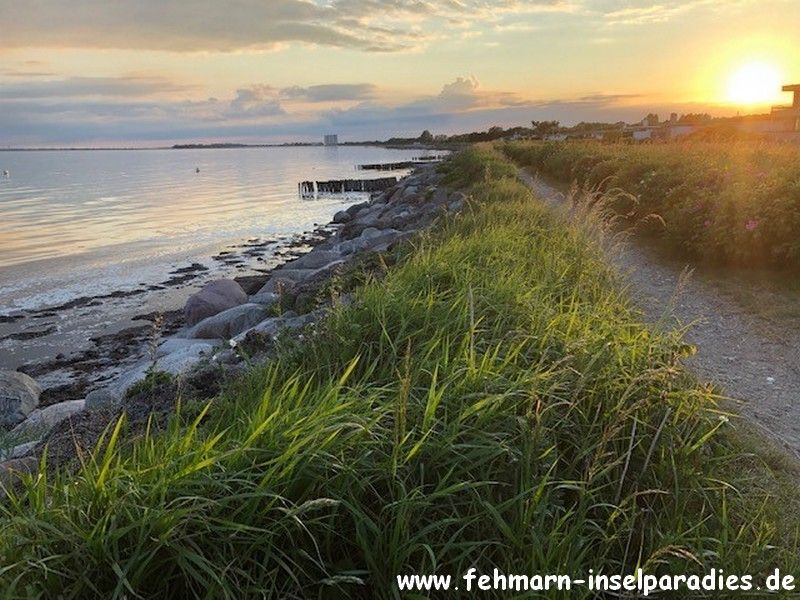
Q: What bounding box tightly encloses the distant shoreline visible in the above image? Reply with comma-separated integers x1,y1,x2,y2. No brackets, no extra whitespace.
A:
0,142,447,152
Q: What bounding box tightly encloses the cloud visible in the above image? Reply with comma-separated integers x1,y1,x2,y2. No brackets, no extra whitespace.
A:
281,83,379,102
440,76,480,98
597,0,750,25
436,76,528,109
0,0,575,53
0,69,58,78
546,92,643,105
227,85,286,118
0,76,196,99
219,83,379,118
0,74,722,147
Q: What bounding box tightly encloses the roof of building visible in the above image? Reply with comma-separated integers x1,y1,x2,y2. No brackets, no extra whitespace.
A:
782,84,800,92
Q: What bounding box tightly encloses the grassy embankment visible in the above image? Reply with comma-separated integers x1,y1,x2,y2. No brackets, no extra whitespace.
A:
0,146,798,598
504,140,800,268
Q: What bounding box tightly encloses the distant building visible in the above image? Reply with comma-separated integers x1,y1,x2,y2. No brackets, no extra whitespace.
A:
771,84,800,132
625,122,698,142
323,134,339,146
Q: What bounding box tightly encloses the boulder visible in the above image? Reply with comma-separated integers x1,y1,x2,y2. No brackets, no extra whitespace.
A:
110,341,216,397
157,337,218,357
85,388,123,412
431,187,450,205
11,399,85,438
359,227,384,240
386,187,404,204
233,274,269,295
345,201,369,217
184,279,247,326
111,363,152,397
211,349,240,365
448,198,465,213
335,228,406,255
233,311,322,345
256,268,317,295
232,316,283,343
333,209,352,224
0,456,37,487
340,203,388,238
288,249,344,270
1,439,39,461
352,209,382,229
449,191,468,203
379,204,414,229
256,276,297,296
187,304,266,340
250,290,280,305
0,371,41,430
402,185,419,199
289,261,348,313
158,343,216,375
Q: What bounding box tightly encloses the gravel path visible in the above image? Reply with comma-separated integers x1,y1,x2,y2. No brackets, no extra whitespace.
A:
519,169,800,458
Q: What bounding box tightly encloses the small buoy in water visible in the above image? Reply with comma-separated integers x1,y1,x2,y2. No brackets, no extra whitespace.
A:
196,167,200,173
2,170,8,178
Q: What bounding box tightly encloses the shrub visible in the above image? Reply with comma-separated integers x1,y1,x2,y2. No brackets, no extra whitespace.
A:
504,140,800,267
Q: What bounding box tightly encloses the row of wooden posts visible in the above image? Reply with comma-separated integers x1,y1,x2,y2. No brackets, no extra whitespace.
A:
298,176,398,197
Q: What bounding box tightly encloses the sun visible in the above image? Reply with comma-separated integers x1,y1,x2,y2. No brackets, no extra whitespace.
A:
726,61,783,106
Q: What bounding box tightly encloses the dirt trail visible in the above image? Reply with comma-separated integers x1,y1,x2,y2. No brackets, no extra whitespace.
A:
519,169,800,458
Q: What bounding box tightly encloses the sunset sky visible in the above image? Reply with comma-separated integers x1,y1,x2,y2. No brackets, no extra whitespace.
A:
1,0,798,146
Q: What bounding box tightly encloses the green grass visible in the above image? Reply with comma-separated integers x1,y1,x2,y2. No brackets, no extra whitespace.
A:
0,146,797,598
504,140,800,268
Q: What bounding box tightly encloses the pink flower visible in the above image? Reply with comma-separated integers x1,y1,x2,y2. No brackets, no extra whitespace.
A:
745,219,759,231
704,220,712,227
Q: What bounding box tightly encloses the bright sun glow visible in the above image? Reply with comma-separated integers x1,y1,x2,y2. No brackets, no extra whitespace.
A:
726,61,783,105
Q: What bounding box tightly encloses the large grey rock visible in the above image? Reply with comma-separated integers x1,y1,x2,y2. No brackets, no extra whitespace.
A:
250,290,279,305
0,371,41,430
85,388,123,412
431,187,450,205
157,337,218,357
184,279,247,326
159,343,216,373
386,187,404,204
402,185,419,199
339,203,386,238
11,399,85,438
351,209,381,229
211,349,240,365
256,276,297,296
256,268,318,295
448,198,465,213
345,201,369,216
0,456,37,487
232,316,283,343
288,250,343,270
233,311,322,344
1,439,39,461
379,204,414,229
110,339,217,397
111,363,152,397
333,209,352,224
187,304,266,340
358,227,383,240
335,228,406,255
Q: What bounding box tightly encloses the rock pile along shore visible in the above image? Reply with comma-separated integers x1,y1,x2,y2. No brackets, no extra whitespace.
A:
0,164,468,485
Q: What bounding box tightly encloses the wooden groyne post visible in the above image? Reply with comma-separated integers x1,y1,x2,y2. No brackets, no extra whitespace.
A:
298,176,398,198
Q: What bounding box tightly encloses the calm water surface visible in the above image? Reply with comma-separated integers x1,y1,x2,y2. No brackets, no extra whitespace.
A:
0,146,425,373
